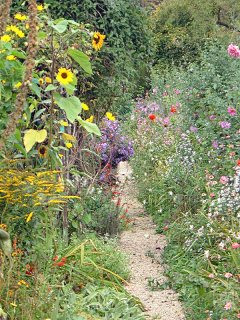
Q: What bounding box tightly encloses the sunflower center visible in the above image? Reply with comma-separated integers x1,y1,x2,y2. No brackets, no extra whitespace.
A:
94,35,100,44
39,147,46,155
61,72,68,79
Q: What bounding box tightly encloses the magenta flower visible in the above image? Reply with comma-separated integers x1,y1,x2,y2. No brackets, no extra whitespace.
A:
212,141,218,148
228,44,240,57
227,107,236,115
210,115,216,120
232,242,239,249
210,193,215,197
208,273,214,278
219,176,229,184
224,302,232,310
220,121,231,129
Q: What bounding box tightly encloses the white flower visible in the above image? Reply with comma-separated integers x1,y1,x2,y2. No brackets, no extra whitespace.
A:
204,250,210,258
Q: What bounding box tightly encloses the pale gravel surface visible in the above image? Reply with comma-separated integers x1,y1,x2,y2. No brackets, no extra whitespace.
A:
117,162,185,320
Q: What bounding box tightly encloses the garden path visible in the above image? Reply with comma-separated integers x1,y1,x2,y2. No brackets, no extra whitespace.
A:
117,161,185,320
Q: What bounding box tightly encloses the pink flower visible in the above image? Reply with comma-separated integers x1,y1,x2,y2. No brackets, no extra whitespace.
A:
228,44,240,57
224,272,233,278
210,193,215,197
208,273,214,278
227,107,236,115
210,115,216,120
237,313,240,318
224,302,232,310
220,121,231,129
219,176,229,184
232,242,239,249
212,141,218,148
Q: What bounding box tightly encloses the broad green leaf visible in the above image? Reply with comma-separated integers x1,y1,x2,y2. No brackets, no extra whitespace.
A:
53,93,82,123
45,84,57,92
14,143,27,158
48,20,68,33
23,129,47,152
37,31,47,41
77,117,101,136
63,83,76,95
11,50,26,59
67,49,93,74
30,82,41,99
4,87,12,102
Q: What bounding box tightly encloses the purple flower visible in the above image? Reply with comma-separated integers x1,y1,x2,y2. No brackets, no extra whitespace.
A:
190,126,198,132
220,121,231,129
212,141,218,148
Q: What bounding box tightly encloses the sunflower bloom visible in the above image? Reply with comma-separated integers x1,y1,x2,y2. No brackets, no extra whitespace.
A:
56,68,74,85
14,13,27,20
37,4,44,10
106,112,115,121
86,115,94,123
81,103,89,111
14,82,22,88
92,32,106,51
45,76,52,83
65,142,73,148
6,55,17,61
38,78,44,85
1,34,11,42
38,145,48,158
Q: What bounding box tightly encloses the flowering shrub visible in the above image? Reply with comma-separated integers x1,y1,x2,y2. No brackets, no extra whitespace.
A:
98,119,134,169
126,40,240,319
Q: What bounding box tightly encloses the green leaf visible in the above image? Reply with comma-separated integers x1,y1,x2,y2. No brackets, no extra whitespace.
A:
77,117,101,136
67,49,93,74
30,83,41,99
14,143,27,158
11,50,27,59
37,31,47,41
48,20,68,33
63,83,76,95
45,84,57,92
53,93,82,123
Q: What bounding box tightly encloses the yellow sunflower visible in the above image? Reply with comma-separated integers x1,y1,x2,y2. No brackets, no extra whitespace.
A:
45,76,52,83
92,32,106,51
38,145,48,158
86,115,94,123
38,78,44,85
14,13,27,20
106,112,115,121
1,34,11,42
81,103,89,111
37,4,44,11
56,68,74,85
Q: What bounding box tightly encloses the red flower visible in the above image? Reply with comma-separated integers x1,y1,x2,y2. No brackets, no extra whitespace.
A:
237,160,240,166
163,226,168,230
53,255,58,261
25,263,34,275
57,262,65,266
149,114,156,120
61,257,66,262
170,107,177,113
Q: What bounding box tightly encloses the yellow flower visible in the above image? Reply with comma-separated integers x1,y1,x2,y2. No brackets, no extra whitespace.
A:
10,303,17,307
6,55,17,61
106,112,115,121
26,24,29,29
86,115,94,123
26,211,34,222
38,145,48,158
14,13,27,20
45,76,52,83
59,154,63,158
1,34,11,42
0,49,6,53
16,30,25,38
48,199,67,204
65,142,73,148
37,4,44,10
60,121,68,127
81,103,89,111
92,32,106,51
14,82,22,88
56,68,74,85
38,78,44,85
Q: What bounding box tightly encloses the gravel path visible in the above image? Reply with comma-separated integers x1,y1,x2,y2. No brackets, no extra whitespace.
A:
117,162,185,320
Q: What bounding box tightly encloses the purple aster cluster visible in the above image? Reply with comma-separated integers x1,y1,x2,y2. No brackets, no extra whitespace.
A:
98,119,134,168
